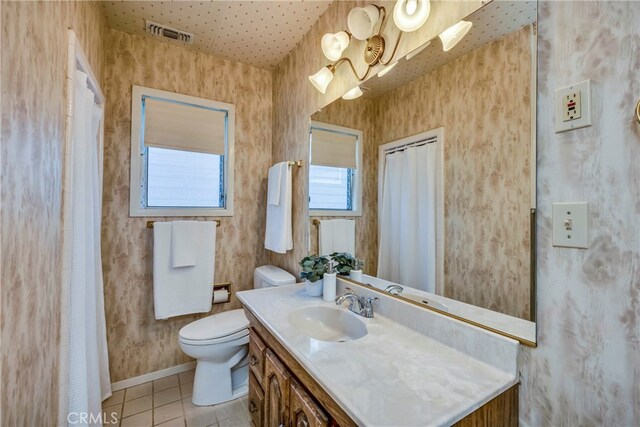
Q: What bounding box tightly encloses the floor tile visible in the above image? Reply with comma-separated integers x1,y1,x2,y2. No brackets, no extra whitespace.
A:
180,381,193,399
122,395,153,418
183,398,217,427
154,400,184,425
103,403,122,425
103,389,125,407
213,399,245,423
155,416,186,427
154,375,179,392
125,382,153,401
155,386,182,407
178,370,195,385
217,414,250,427
120,410,152,427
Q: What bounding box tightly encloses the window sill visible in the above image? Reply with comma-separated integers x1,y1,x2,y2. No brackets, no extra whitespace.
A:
129,206,234,217
309,209,361,217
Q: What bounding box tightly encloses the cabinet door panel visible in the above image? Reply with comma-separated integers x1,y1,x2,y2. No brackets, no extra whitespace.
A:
249,329,267,385
248,372,264,427
290,380,329,427
264,349,290,427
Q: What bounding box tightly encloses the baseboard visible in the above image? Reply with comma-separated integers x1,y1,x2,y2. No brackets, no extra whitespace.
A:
111,361,196,391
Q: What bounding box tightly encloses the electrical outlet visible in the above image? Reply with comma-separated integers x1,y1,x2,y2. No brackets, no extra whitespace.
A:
555,80,592,133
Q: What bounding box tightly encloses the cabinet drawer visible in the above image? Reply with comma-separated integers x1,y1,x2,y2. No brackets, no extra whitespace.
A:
249,329,267,384
248,372,264,427
290,380,329,427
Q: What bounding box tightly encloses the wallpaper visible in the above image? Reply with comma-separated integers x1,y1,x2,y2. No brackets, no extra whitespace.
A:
310,98,379,275
518,1,639,425
1,1,106,425
374,26,533,319
101,29,273,382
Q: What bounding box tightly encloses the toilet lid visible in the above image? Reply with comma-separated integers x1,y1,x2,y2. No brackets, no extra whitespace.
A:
179,309,249,341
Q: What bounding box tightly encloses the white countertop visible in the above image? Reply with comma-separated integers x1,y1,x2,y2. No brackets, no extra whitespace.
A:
237,284,519,427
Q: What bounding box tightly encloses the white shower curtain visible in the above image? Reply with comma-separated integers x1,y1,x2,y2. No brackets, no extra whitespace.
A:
377,144,437,292
67,70,111,425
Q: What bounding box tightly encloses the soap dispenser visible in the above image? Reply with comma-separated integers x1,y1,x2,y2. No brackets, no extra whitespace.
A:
323,261,337,302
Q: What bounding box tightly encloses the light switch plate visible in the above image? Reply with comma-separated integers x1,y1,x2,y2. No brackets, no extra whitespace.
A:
552,202,589,248
555,80,592,133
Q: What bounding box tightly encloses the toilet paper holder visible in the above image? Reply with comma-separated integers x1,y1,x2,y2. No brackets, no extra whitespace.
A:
212,282,232,305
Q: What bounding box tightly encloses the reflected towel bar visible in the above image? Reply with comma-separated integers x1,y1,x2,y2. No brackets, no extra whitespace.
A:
146,220,220,228
288,160,303,167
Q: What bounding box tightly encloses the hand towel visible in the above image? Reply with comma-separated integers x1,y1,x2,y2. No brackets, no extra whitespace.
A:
319,219,355,256
171,221,200,268
267,163,284,206
265,162,293,253
153,221,216,319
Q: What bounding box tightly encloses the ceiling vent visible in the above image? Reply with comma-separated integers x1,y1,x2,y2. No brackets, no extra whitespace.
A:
145,20,194,44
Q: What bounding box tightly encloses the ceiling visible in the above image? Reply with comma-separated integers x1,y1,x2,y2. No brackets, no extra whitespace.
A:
361,0,537,98
102,0,333,70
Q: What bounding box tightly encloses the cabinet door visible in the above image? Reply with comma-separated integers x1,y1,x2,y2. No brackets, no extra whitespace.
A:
264,349,290,427
248,372,264,427
249,329,267,385
289,380,329,427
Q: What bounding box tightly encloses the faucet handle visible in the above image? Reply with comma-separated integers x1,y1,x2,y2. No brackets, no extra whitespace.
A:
364,296,379,307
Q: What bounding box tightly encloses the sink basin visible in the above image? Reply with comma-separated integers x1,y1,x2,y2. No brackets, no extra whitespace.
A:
288,306,367,342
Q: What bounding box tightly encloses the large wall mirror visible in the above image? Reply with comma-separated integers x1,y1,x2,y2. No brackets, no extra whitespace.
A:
307,0,537,345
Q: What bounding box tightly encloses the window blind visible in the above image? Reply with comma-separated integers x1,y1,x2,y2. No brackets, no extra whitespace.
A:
310,128,358,169
144,98,226,155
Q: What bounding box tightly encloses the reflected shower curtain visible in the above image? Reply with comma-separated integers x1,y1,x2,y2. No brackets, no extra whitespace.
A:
67,70,111,425
377,144,437,293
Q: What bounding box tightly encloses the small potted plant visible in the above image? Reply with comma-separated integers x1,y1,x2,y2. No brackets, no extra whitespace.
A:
330,252,357,276
299,255,329,297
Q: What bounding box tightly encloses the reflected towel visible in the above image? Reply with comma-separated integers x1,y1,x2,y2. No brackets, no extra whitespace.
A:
319,219,355,256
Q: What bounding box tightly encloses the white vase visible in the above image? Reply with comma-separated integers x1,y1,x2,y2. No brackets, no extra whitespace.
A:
322,273,337,302
349,270,363,282
305,279,323,297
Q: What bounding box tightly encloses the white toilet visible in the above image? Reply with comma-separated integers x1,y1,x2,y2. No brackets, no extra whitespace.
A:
179,265,296,406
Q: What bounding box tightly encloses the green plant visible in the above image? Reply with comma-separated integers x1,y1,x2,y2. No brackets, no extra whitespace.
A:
299,255,329,283
330,252,357,276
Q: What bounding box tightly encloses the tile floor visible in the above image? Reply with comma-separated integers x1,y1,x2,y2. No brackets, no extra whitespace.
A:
102,370,250,427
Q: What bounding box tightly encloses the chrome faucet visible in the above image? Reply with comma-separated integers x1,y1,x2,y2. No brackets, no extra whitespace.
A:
384,284,404,295
335,287,379,318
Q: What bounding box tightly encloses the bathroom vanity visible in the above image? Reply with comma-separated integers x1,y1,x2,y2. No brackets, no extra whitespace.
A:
238,282,520,427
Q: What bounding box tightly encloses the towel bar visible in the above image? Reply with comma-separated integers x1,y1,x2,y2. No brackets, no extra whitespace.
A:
146,220,220,228
288,160,303,167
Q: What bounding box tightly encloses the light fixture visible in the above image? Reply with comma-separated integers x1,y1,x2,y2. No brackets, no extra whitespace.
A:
347,5,381,40
342,86,363,100
393,0,431,32
321,31,351,61
308,66,335,94
439,20,473,52
405,40,430,60
377,61,398,78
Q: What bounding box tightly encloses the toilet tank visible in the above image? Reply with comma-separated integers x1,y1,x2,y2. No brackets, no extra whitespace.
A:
254,265,296,289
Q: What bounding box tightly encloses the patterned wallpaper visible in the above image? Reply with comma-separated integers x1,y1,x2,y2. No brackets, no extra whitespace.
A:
1,1,106,425
102,29,273,382
375,25,533,319
310,98,379,275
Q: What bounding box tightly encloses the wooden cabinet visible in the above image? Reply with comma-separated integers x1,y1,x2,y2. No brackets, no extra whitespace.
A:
244,308,517,427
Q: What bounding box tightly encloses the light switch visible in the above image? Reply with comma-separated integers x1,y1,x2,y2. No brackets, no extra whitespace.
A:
555,80,592,133
552,202,589,248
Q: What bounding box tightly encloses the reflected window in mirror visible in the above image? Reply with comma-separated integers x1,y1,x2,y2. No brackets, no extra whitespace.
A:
309,122,363,217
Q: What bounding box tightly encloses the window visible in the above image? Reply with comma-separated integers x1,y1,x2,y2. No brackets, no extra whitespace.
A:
129,86,235,216
308,122,362,216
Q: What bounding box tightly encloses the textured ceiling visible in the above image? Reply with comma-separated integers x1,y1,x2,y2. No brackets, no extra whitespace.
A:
102,0,333,70
361,0,537,98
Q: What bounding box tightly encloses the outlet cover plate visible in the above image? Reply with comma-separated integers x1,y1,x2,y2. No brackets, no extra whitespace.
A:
552,202,589,248
555,79,592,133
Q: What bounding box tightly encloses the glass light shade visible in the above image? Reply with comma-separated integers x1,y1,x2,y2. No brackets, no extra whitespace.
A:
308,67,334,94
439,20,473,52
342,86,363,100
321,31,350,61
393,0,431,32
347,5,380,40
377,61,398,78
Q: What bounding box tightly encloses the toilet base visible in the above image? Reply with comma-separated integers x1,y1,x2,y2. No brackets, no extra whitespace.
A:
191,349,249,406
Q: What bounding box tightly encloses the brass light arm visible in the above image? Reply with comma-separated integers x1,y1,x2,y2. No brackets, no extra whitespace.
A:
330,57,373,82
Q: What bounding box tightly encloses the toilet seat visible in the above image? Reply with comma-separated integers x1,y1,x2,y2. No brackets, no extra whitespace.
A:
179,309,249,345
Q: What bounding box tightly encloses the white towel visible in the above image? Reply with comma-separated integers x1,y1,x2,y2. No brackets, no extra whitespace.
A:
267,163,283,206
172,221,200,268
319,219,355,256
265,162,293,253
153,221,216,319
